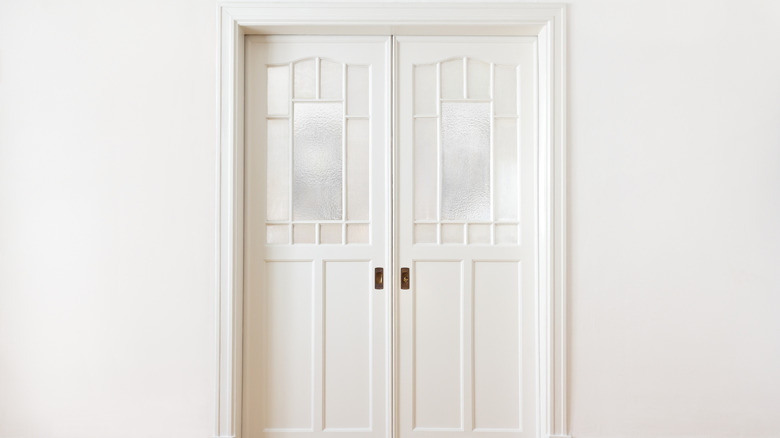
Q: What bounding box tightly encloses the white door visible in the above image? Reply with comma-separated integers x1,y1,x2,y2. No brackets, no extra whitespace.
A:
243,34,537,438
243,35,392,438
396,37,537,438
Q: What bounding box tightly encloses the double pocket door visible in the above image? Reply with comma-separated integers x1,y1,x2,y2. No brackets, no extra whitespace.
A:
243,35,538,438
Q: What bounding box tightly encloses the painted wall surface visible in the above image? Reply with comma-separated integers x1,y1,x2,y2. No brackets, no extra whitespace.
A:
1,1,778,438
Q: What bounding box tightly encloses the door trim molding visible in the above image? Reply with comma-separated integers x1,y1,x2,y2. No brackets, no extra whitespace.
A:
215,3,568,438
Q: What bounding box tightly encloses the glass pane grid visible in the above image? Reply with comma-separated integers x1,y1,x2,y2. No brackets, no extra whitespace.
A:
412,57,520,246
265,223,372,246
413,222,519,245
265,57,370,246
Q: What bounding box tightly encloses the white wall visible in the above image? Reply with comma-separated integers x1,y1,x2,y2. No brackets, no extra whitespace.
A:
1,1,778,438
0,0,216,437
563,1,780,437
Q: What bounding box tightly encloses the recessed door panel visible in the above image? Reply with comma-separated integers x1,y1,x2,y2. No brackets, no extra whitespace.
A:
474,261,521,430
413,261,463,430
324,260,372,430
264,261,314,431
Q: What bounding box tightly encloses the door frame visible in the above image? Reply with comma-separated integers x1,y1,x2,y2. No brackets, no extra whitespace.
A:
214,3,568,438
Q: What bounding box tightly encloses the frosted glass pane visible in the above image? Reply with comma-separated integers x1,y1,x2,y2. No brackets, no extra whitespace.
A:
494,65,518,115
320,224,342,244
495,118,519,221
468,224,491,244
293,103,343,220
321,60,343,99
347,65,369,116
414,118,438,221
293,224,316,244
495,224,518,245
267,225,289,245
415,224,437,244
414,64,436,115
267,65,289,115
347,119,369,220
441,224,464,244
294,59,315,99
467,59,490,100
441,58,464,99
441,102,491,221
266,119,290,221
347,224,368,244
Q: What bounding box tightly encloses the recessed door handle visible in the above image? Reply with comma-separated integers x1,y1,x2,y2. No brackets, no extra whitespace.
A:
401,267,410,290
375,267,384,290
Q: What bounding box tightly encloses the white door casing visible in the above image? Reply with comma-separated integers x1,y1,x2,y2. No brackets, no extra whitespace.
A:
215,4,568,438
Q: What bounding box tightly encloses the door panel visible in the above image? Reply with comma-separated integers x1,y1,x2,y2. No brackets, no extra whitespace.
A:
473,261,521,430
413,260,463,430
323,260,371,430
396,36,538,438
264,261,314,431
244,35,391,438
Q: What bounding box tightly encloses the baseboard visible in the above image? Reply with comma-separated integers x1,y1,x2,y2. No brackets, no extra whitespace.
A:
214,431,568,437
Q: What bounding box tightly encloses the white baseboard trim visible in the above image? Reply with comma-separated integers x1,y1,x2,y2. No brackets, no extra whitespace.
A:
215,435,565,438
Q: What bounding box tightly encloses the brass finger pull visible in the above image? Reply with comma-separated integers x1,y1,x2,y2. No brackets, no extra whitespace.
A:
375,267,384,290
400,267,410,290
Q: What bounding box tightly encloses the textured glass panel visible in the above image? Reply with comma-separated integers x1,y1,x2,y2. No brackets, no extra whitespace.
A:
494,65,518,115
320,224,342,244
441,224,464,244
441,102,491,220
321,60,343,99
266,119,290,221
267,65,289,115
293,224,316,244
414,64,437,115
495,224,518,245
495,118,519,221
415,224,437,244
347,119,369,220
294,59,315,99
414,118,438,221
467,59,490,100
347,65,369,116
468,224,491,244
441,58,464,99
266,224,289,245
346,224,369,244
293,103,343,220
